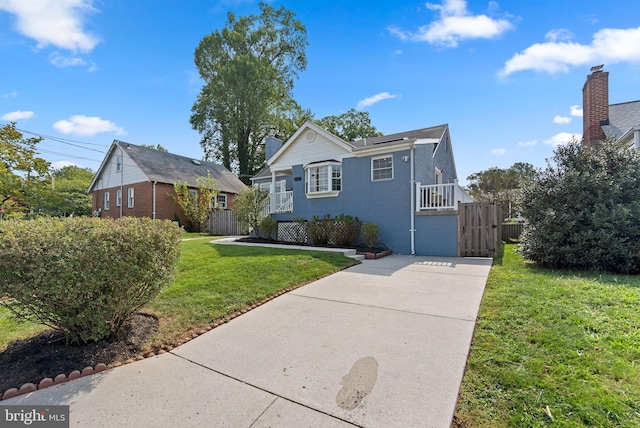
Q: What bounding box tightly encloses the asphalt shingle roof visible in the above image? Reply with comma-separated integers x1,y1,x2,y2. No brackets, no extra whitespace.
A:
116,141,246,194
602,100,640,139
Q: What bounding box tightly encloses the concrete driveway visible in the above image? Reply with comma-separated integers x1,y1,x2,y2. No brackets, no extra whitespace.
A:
2,254,492,428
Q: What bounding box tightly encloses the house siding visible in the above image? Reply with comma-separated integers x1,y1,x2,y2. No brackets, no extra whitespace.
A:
260,150,459,255
270,130,351,171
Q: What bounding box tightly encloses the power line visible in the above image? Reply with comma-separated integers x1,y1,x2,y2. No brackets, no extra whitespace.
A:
15,127,109,153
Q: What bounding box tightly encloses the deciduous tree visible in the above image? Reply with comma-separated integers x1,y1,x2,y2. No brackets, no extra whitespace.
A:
190,2,307,183
0,122,49,217
315,109,382,141
172,174,219,232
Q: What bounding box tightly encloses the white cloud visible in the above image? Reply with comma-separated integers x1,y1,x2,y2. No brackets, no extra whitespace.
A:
357,92,399,109
570,105,583,117
544,132,581,147
0,0,99,52
51,160,79,169
2,90,18,98
53,115,125,136
500,26,640,76
50,52,86,68
518,139,537,146
553,115,571,124
389,0,514,47
491,148,506,155
1,110,34,121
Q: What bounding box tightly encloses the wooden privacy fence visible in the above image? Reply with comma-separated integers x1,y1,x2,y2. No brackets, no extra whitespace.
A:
209,210,246,236
458,202,501,257
502,223,524,242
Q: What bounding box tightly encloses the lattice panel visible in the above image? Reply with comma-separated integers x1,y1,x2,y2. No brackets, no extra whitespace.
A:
277,221,308,243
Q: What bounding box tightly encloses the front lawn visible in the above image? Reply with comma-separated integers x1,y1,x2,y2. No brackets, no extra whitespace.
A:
455,244,640,427
0,240,357,352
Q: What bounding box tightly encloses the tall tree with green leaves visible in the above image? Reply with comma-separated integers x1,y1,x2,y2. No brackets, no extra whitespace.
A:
315,109,383,141
466,162,537,218
35,166,94,217
172,174,219,232
0,122,49,217
190,2,308,183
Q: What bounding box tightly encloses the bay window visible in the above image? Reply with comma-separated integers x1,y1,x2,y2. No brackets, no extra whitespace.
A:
305,162,342,197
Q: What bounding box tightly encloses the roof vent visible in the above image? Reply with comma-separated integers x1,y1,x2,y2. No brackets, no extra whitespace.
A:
191,159,201,165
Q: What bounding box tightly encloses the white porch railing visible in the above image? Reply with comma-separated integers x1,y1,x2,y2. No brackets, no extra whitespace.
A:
416,181,473,211
272,191,293,213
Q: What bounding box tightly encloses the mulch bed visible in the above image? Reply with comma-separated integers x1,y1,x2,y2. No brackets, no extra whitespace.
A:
0,313,157,395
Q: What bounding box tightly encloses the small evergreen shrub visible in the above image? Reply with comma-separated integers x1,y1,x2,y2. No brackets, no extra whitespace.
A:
360,222,379,249
0,217,183,344
307,214,334,245
260,216,277,240
333,214,361,247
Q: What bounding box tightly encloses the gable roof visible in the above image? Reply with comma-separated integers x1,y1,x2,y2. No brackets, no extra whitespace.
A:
602,100,640,139
350,124,447,149
89,141,246,194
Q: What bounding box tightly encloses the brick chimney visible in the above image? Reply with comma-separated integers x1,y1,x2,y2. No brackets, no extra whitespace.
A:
582,65,609,148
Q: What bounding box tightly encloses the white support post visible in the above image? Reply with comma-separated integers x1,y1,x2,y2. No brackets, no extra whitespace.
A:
415,181,421,212
270,171,276,214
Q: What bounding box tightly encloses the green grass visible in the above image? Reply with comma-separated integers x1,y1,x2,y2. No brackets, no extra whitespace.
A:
1,240,357,351
455,244,640,427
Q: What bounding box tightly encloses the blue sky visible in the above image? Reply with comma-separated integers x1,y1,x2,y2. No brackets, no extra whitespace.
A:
1,0,639,185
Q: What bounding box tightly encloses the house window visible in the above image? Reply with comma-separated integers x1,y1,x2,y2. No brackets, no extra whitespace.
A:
116,155,123,172
372,155,393,181
217,194,227,209
104,192,110,211
116,189,122,207
435,167,443,184
127,188,134,208
305,162,341,197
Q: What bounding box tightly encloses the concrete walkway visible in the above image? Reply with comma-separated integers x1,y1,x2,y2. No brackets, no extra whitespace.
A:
2,247,492,428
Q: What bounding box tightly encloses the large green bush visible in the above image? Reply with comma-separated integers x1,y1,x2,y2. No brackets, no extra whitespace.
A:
0,217,183,344
333,214,361,247
518,140,640,273
307,214,334,245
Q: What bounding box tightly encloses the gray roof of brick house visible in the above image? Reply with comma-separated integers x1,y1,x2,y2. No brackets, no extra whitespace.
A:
602,100,640,139
115,141,246,194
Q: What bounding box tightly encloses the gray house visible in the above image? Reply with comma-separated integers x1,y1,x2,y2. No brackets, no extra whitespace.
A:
251,121,472,256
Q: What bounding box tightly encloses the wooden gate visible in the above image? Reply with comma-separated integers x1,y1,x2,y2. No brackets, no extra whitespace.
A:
458,202,501,257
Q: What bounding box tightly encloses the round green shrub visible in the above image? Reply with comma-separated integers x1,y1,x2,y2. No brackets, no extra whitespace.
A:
0,217,183,344
260,216,277,240
360,222,379,249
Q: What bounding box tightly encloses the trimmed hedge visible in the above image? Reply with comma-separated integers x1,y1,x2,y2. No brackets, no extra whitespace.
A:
0,217,183,344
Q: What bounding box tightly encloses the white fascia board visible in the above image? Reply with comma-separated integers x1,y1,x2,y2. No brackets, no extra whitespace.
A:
87,141,118,193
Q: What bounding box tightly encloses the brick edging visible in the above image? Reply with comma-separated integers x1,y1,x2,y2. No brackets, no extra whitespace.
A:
1,260,359,401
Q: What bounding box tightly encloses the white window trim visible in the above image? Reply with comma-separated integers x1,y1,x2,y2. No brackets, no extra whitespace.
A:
127,187,134,208
116,155,123,172
104,192,110,211
371,155,393,181
216,193,227,209
116,189,122,207
304,162,342,198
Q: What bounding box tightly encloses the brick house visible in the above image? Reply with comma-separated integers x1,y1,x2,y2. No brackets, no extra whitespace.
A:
582,65,640,148
88,141,246,226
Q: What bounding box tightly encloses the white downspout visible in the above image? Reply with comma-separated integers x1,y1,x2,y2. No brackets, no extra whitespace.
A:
410,143,416,256
634,127,640,149
152,181,157,219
